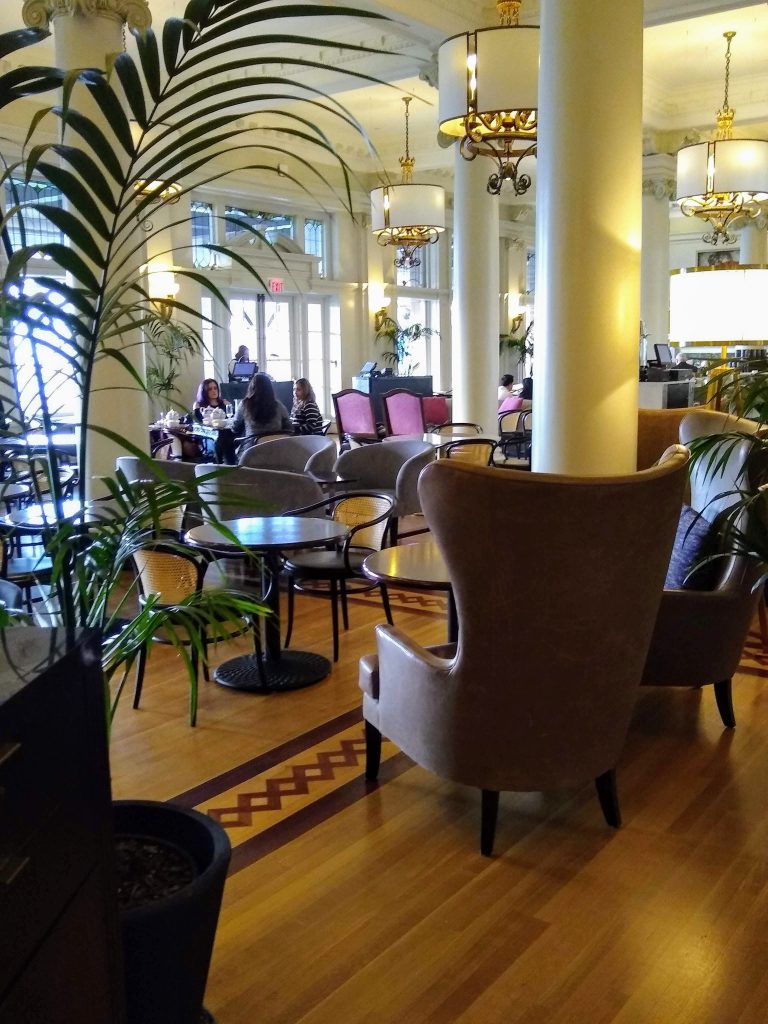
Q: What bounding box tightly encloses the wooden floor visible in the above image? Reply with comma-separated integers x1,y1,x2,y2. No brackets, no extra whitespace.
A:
109,557,768,1024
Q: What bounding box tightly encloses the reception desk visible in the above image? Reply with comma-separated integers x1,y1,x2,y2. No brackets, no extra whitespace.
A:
638,380,695,410
351,375,433,422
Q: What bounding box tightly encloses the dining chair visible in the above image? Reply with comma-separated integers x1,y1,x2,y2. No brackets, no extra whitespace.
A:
498,410,530,460
381,389,427,437
435,438,497,466
238,435,336,474
283,492,394,663
422,395,451,430
431,422,483,437
332,389,381,448
131,543,264,725
360,448,690,855
334,439,435,544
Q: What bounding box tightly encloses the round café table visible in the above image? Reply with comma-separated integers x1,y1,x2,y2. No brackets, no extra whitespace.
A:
363,540,457,643
186,516,349,693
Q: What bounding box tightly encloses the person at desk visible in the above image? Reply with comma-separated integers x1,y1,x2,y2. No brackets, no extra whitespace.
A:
231,372,292,457
675,353,697,371
227,345,257,380
290,378,324,435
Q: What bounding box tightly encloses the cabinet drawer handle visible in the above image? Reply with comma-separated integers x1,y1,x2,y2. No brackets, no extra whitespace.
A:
0,855,30,886
0,741,21,769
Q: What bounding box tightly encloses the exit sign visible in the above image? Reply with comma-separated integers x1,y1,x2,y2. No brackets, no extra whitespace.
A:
268,277,284,294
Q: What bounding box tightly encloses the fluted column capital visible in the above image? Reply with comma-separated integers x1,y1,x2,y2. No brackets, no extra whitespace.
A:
23,0,151,32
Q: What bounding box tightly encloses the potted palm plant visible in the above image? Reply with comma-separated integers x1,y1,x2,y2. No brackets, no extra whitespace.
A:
0,2,393,1020
375,314,438,376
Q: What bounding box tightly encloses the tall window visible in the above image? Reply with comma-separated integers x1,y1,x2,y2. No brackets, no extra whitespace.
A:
394,296,439,379
224,207,294,245
526,249,536,293
201,296,215,381
263,298,291,380
304,218,325,277
191,200,214,267
8,280,80,421
2,178,64,253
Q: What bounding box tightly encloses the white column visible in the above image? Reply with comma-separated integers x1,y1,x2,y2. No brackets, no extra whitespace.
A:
534,0,643,475
740,222,768,264
451,151,499,434
641,156,676,363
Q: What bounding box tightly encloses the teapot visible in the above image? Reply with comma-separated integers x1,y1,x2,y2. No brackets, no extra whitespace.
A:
165,410,180,426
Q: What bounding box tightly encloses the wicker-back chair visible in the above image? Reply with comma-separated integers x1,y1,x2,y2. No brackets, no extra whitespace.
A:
283,492,394,663
435,438,497,466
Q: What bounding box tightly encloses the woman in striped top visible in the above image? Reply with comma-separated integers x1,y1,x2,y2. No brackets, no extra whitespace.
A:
291,378,324,435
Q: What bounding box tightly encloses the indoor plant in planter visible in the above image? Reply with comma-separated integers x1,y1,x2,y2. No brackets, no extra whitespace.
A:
375,314,438,376
0,1,391,1019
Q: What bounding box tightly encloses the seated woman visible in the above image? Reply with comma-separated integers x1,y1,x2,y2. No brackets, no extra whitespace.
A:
192,378,227,422
192,378,234,464
232,372,292,457
290,378,324,435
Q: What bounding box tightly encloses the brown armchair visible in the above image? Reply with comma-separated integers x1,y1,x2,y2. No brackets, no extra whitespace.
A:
641,410,763,727
360,448,689,855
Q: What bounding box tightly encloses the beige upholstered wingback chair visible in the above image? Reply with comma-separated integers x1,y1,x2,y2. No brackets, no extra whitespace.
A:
360,448,689,855
641,410,763,727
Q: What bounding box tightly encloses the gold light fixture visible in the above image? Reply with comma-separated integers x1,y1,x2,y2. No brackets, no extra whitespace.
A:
676,32,768,246
437,0,539,196
370,98,446,270
131,121,182,215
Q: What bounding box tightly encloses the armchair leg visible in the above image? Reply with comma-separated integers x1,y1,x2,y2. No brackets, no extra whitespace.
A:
202,629,209,682
190,645,200,728
364,719,382,781
714,678,736,728
595,769,622,828
380,583,394,626
388,517,399,547
480,790,499,857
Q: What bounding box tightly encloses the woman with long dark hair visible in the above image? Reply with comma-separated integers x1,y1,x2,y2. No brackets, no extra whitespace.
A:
231,372,291,456
192,378,226,422
290,378,324,435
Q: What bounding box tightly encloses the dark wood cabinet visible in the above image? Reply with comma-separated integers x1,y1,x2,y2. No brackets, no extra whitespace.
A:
0,628,124,1023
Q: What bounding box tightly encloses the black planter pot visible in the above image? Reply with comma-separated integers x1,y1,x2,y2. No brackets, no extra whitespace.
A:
114,800,231,1024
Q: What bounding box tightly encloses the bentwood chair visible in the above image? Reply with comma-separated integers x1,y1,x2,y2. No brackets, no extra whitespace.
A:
131,543,263,726
283,492,394,662
435,438,497,465
431,422,483,437
360,448,689,855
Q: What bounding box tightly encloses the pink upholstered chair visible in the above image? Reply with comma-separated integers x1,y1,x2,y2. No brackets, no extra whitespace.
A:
360,447,689,855
332,389,379,447
382,389,427,436
422,395,450,430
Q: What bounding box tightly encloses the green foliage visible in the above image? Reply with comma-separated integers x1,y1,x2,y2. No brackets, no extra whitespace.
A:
0,0,395,721
375,316,438,377
499,319,534,362
688,370,768,583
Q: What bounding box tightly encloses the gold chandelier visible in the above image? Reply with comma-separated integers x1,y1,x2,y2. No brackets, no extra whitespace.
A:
370,97,446,270
437,0,539,196
676,31,768,245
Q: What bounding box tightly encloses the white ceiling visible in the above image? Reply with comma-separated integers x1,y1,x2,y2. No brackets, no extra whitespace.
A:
3,0,768,184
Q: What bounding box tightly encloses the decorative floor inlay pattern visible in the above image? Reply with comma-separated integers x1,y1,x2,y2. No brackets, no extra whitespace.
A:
170,708,410,875
349,587,447,616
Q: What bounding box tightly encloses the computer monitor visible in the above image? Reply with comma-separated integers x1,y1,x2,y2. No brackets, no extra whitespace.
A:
231,360,258,380
654,343,673,367
359,360,377,376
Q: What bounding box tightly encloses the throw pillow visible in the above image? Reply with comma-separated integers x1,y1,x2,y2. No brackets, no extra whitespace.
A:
664,505,719,590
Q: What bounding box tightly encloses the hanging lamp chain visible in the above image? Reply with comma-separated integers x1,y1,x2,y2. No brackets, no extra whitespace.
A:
497,1,521,27
716,30,736,139
399,96,415,183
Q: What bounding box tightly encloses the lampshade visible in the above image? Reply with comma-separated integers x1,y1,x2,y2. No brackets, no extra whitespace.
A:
437,0,539,196
675,32,768,244
370,97,445,270
669,265,768,345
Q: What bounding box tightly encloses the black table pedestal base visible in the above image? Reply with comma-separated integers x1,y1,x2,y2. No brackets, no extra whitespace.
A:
213,651,331,693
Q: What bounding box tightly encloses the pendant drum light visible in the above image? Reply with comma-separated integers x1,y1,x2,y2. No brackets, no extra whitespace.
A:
437,0,539,196
370,97,446,270
676,32,768,246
